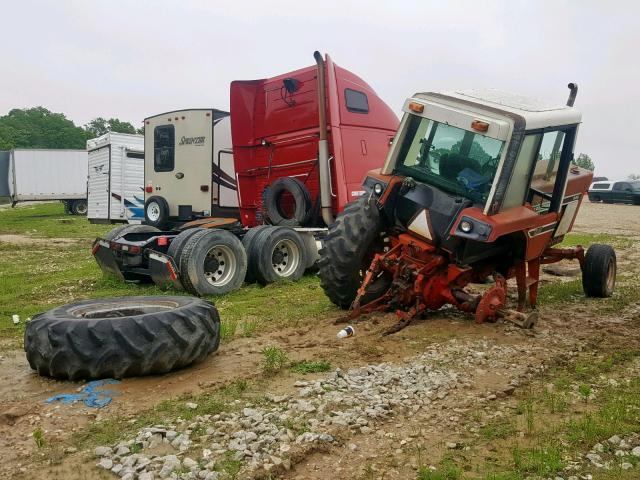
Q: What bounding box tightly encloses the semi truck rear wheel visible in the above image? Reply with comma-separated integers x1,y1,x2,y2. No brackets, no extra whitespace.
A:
24,296,220,380
251,226,307,284
318,195,390,309
242,225,273,283
582,244,616,297
179,229,247,296
104,224,160,241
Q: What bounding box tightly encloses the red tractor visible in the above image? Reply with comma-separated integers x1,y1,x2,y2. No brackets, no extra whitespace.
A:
319,84,616,332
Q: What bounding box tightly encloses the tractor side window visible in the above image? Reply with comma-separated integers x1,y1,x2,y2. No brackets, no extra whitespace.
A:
529,131,565,214
154,125,175,172
502,134,540,210
345,89,369,114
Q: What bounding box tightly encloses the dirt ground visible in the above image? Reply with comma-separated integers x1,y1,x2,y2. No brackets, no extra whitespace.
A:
1,201,639,479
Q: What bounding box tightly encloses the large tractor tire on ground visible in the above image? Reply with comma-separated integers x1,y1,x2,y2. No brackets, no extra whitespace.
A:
582,244,616,298
104,224,160,241
250,226,308,284
264,177,312,227
179,229,247,296
318,195,390,309
24,296,220,380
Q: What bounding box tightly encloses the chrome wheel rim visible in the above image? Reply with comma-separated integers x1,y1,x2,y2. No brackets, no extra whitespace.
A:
76,203,87,214
147,202,161,222
271,239,300,277
204,245,236,286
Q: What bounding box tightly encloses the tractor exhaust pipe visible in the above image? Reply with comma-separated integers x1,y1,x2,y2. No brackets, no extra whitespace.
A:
566,82,578,107
314,51,335,227
546,82,579,179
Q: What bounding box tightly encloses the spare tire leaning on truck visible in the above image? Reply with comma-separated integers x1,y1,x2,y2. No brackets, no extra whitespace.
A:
264,177,312,227
24,296,220,380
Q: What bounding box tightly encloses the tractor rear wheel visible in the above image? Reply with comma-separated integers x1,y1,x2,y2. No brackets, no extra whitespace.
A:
318,195,390,309
582,244,616,297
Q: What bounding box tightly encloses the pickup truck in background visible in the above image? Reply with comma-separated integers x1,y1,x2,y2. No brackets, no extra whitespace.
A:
588,180,640,205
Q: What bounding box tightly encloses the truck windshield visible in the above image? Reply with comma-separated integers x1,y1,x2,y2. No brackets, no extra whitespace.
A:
632,181,640,192
394,114,505,205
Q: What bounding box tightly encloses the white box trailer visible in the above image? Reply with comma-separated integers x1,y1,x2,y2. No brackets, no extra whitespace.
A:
87,132,145,224
4,149,88,214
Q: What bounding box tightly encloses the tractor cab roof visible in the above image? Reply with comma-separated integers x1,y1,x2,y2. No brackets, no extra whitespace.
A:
409,89,581,131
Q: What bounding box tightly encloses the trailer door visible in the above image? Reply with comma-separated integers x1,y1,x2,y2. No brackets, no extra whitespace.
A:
145,110,214,218
87,146,110,220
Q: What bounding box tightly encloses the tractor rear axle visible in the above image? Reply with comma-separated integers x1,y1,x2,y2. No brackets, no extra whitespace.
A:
341,233,578,334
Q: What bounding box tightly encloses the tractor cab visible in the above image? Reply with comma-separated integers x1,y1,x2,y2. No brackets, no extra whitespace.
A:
376,85,592,260
319,83,616,334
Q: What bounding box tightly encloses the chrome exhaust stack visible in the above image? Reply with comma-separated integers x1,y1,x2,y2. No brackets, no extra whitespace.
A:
314,51,335,227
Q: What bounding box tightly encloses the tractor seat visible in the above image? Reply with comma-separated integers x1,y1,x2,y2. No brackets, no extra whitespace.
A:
439,153,482,182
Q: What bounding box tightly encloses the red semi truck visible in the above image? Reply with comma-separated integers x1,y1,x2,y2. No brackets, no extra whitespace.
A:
93,52,398,296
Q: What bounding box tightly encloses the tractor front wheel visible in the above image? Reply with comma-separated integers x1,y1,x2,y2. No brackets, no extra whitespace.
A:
582,244,616,297
318,195,390,309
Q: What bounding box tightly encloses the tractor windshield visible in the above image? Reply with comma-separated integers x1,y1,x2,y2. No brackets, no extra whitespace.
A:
394,115,505,205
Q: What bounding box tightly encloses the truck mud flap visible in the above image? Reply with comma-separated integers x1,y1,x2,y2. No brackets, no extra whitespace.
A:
148,251,183,290
92,239,126,281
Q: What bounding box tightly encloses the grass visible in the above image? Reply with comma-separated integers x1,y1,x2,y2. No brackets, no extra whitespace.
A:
479,419,517,440
33,427,46,448
261,345,289,375
559,232,634,250
430,348,640,479
290,359,332,374
0,202,112,238
0,203,337,346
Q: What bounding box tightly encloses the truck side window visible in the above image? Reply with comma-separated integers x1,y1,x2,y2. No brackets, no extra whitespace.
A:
345,89,369,113
154,125,175,172
501,134,541,210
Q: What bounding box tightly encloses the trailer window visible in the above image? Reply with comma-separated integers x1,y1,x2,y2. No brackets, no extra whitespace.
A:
154,125,175,172
345,89,369,114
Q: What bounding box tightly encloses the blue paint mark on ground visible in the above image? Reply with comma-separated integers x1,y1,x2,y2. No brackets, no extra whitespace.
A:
45,379,121,408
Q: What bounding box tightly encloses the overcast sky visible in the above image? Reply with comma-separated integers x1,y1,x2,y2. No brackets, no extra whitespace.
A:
1,0,637,178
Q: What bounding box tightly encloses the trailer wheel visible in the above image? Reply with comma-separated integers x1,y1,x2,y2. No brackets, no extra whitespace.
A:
242,225,273,283
70,199,88,215
264,177,312,227
250,226,307,284
145,196,170,228
582,244,616,298
180,229,247,296
24,296,220,380
104,224,160,241
318,195,390,309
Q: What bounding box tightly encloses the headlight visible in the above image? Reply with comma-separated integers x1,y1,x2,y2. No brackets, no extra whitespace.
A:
460,220,473,233
373,183,384,196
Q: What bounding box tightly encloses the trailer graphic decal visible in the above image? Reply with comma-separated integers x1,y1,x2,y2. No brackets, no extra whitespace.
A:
111,191,144,220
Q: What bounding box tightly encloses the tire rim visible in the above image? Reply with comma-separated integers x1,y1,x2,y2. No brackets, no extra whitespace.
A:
70,300,180,319
76,203,87,214
271,239,300,277
606,260,616,292
204,245,236,286
147,202,161,222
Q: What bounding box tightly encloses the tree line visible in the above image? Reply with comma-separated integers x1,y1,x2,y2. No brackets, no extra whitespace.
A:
0,107,142,150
